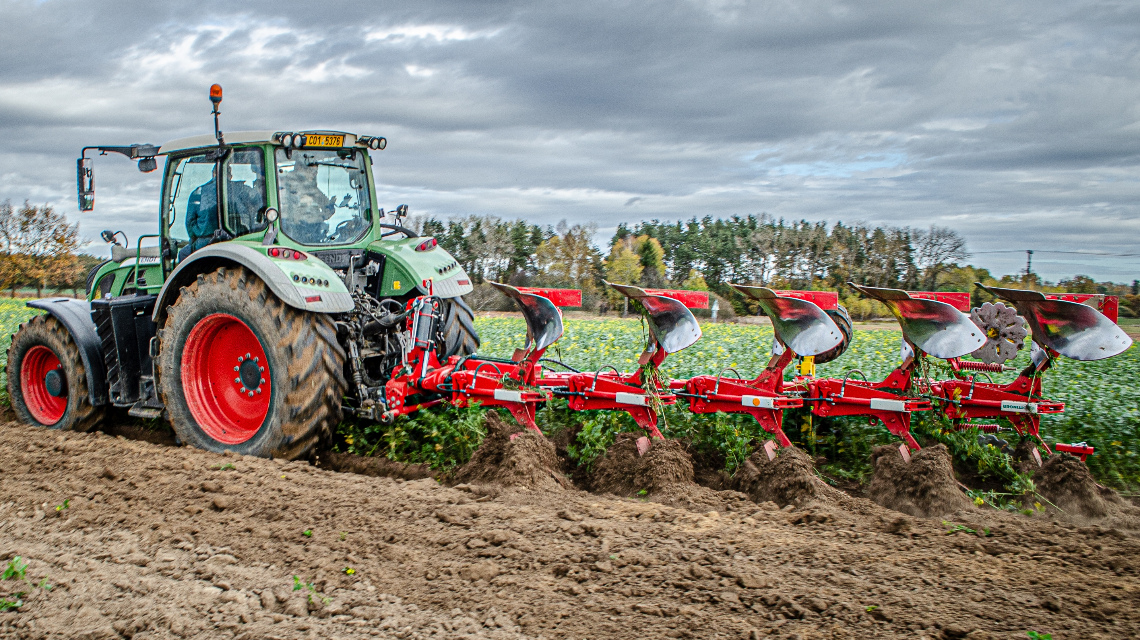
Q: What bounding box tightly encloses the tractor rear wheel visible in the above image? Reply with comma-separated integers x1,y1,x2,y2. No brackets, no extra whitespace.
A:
438,296,480,359
156,266,346,459
7,314,105,431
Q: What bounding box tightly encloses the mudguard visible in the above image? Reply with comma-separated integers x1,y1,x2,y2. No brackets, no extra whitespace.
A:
849,283,985,359
26,298,109,406
152,243,354,324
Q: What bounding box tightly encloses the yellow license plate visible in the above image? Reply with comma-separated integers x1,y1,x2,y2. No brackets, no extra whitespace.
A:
304,134,345,147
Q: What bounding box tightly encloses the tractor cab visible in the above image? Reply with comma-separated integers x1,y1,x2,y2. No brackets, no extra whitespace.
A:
153,130,386,268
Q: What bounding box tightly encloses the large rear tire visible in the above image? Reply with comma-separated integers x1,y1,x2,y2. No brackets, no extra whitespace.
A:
438,296,480,359
156,266,346,459
7,315,105,431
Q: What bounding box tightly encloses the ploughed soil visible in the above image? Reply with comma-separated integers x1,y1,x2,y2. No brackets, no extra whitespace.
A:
3,421,1140,640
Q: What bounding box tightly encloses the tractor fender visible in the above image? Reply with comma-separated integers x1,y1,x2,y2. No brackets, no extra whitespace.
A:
25,298,109,406
152,243,354,325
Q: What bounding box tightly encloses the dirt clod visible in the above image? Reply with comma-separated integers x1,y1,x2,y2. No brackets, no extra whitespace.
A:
451,412,569,491
586,433,692,497
585,434,748,511
867,444,973,517
1033,452,1124,519
733,445,844,507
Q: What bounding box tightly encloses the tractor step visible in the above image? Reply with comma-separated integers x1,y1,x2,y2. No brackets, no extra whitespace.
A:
128,405,163,419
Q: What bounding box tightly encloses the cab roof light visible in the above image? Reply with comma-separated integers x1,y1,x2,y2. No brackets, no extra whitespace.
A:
359,135,387,150
273,132,308,148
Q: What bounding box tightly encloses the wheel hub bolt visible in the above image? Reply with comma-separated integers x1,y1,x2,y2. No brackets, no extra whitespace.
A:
237,355,265,395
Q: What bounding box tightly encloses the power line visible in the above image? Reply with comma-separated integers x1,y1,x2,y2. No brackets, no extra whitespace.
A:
972,249,1140,257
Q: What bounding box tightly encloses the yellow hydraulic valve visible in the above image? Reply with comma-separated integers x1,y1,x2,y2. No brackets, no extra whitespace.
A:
798,355,816,377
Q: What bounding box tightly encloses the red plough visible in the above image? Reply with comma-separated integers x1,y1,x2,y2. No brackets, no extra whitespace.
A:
533,283,701,438
673,286,844,448
378,277,1130,467
844,283,1132,456
398,283,563,431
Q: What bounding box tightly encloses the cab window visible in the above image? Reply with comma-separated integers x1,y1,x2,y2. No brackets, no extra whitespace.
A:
165,153,218,263
276,148,371,245
222,148,268,236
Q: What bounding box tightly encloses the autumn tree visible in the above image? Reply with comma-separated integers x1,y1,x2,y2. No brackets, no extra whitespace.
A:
0,201,25,296
534,220,602,294
7,202,82,297
912,225,970,290
681,269,708,291
604,237,644,315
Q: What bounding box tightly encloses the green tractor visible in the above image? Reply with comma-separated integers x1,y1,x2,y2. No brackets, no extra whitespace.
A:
7,85,479,459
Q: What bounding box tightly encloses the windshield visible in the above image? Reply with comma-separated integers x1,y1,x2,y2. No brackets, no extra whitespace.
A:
275,148,371,245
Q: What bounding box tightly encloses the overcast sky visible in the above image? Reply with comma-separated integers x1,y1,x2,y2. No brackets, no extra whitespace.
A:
2,0,1139,282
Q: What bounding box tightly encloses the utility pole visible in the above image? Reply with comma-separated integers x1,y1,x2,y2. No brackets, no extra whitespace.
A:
1024,249,1034,282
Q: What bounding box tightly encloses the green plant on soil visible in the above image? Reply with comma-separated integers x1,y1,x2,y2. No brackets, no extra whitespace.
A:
3,557,27,581
1026,632,1053,640
0,556,52,612
292,575,331,605
336,400,490,470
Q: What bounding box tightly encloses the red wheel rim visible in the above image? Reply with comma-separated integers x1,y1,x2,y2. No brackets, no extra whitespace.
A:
181,313,272,445
20,345,66,425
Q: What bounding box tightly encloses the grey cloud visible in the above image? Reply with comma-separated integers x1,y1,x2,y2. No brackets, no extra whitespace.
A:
1,0,1138,280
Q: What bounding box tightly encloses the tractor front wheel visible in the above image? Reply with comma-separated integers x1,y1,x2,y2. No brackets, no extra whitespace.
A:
157,266,346,459
7,315,105,431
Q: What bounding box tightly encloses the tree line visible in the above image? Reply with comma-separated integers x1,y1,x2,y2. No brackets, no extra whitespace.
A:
2,200,1136,319
416,212,1140,319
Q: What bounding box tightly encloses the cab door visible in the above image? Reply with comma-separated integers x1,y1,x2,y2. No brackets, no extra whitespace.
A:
162,150,221,271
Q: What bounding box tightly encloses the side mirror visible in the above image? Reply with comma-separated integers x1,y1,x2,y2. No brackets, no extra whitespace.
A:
77,158,94,211
395,204,409,218
101,230,124,246
138,157,157,173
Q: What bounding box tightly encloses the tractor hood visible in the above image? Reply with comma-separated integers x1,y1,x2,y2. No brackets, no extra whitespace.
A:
367,236,473,298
